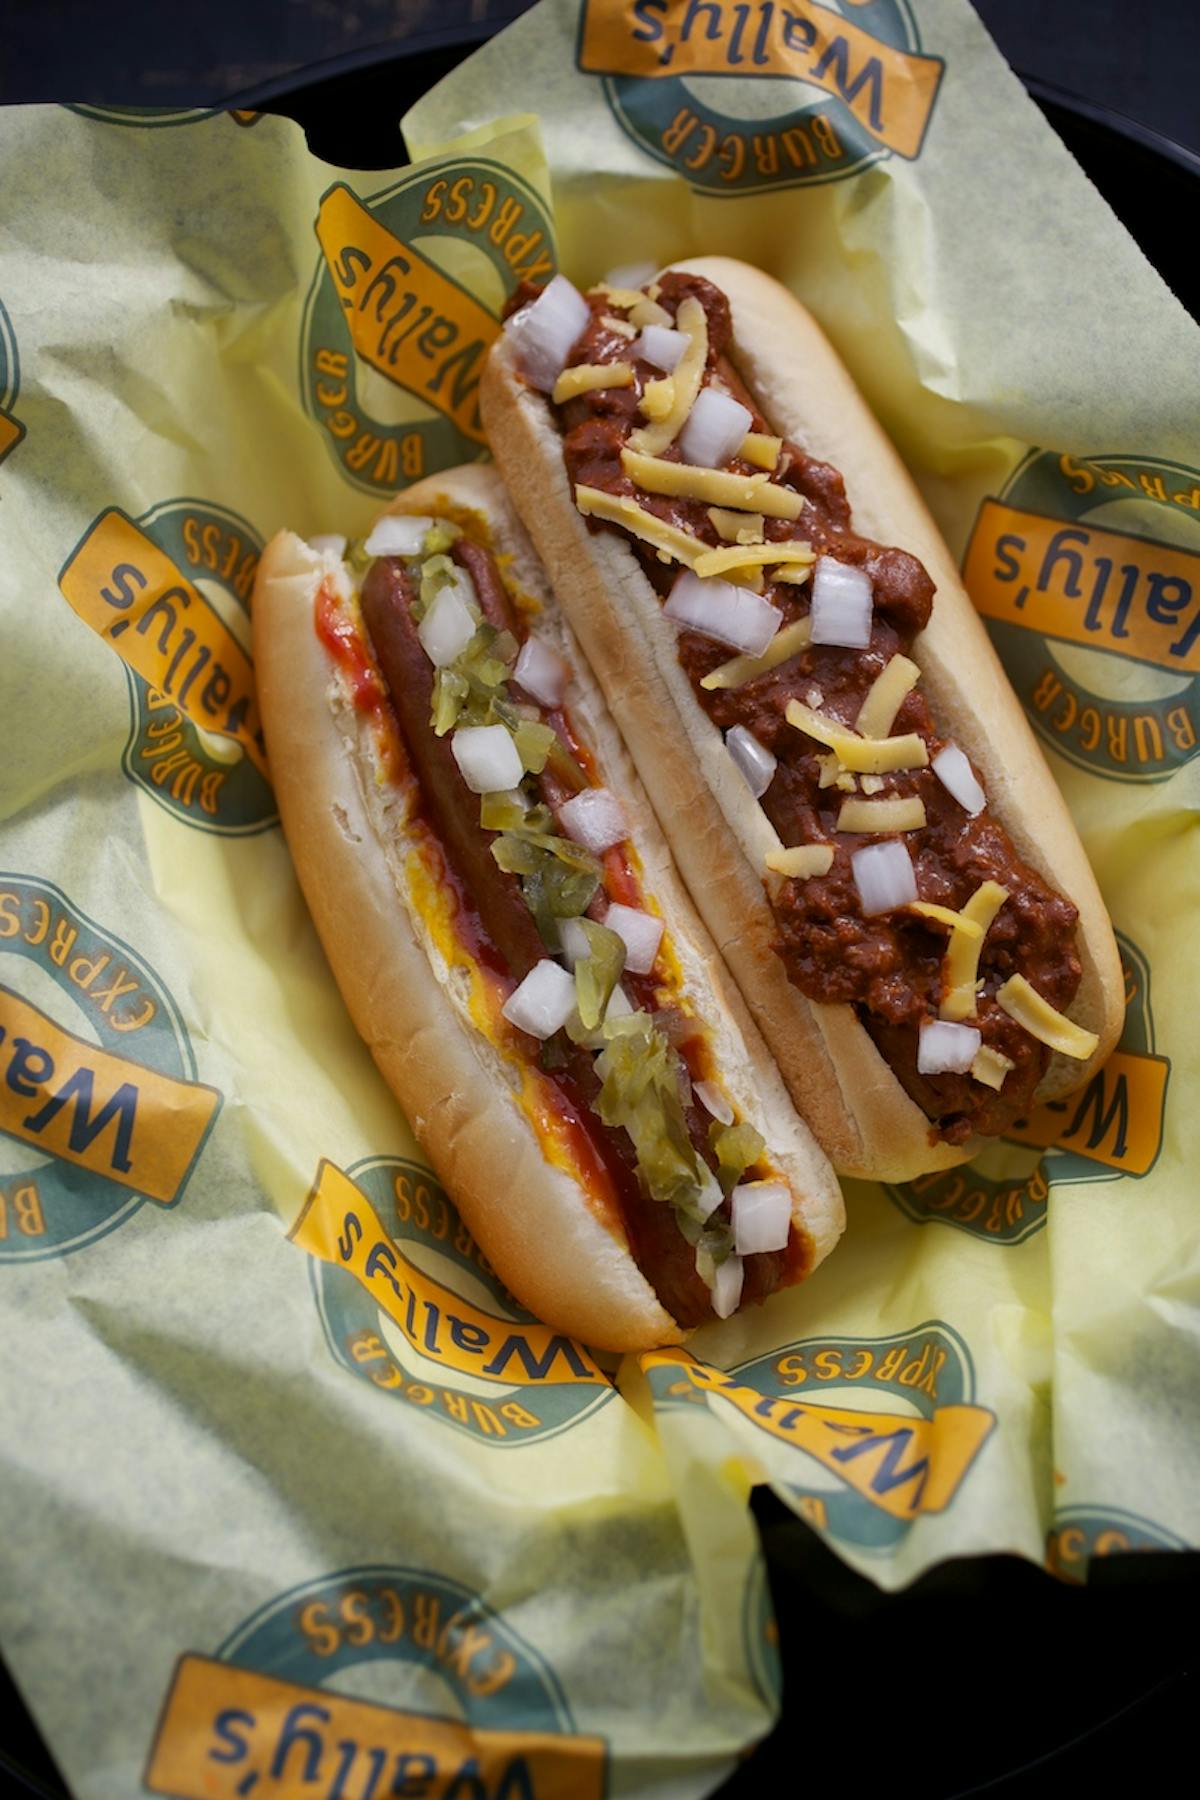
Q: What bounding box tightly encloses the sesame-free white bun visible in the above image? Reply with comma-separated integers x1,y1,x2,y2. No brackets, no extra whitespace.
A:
253,465,843,1349
480,260,1124,1179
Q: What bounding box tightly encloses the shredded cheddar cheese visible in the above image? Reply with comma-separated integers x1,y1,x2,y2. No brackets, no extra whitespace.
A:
740,431,783,470
856,655,921,738
707,508,765,544
621,448,806,519
552,362,634,403
996,975,1100,1059
765,845,834,879
629,295,672,329
628,296,708,457
693,540,815,580
836,795,927,833
940,881,1009,1021
588,284,647,309
971,1045,1014,1090
700,617,813,690
785,700,929,773
907,902,983,938
640,377,676,421
573,486,703,567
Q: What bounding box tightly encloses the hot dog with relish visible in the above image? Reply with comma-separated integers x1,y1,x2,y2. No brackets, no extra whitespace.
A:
253,465,843,1348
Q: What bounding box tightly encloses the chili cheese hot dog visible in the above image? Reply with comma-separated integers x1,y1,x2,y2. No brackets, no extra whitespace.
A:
481,258,1124,1181
252,464,843,1349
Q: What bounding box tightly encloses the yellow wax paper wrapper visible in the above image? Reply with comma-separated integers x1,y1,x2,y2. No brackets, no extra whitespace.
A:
0,0,1197,1793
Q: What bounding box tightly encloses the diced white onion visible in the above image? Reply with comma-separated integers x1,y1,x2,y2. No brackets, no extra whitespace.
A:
605,984,635,1020
308,534,347,558
851,840,917,915
417,580,476,667
603,903,664,975
732,1181,793,1255
696,1165,726,1222
810,556,874,648
558,918,592,968
451,725,523,794
665,572,782,657
725,724,777,799
503,275,591,392
604,261,657,289
514,635,569,707
710,1253,744,1319
918,1019,982,1075
634,325,688,372
933,744,987,817
558,787,627,852
679,387,754,468
364,515,434,557
502,961,577,1040
693,1080,734,1126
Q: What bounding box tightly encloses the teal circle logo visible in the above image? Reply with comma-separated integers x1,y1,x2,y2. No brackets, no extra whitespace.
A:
300,163,556,497
219,1567,577,1731
142,1567,606,1795
307,1157,615,1447
1048,1506,1189,1582
965,449,1200,783
0,874,221,1262
884,933,1169,1242
583,1,941,193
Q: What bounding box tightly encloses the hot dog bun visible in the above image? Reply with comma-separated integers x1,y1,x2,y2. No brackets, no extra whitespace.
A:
480,258,1124,1181
253,464,843,1350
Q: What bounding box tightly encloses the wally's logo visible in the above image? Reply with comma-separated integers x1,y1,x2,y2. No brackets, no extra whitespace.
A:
58,501,275,835
0,876,220,1262
0,298,25,468
146,1569,605,1799
643,1322,993,1549
293,1159,613,1445
963,450,1200,781
314,185,497,446
887,933,1168,1243
579,0,944,192
303,163,555,497
1046,1506,1188,1583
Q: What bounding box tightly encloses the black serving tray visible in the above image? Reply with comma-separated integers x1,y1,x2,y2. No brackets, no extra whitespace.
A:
2,27,1197,1800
